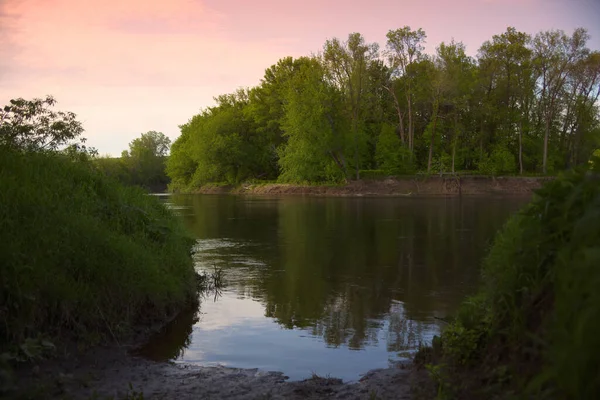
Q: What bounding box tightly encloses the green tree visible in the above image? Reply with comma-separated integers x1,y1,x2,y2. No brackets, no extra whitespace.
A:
562,51,600,166
278,57,348,183
165,127,197,190
323,33,379,179
375,123,412,174
245,57,308,175
122,131,171,189
386,27,427,154
533,28,590,173
477,28,532,174
0,95,85,152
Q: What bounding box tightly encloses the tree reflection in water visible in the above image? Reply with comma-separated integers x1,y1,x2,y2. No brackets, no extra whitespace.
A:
140,194,527,362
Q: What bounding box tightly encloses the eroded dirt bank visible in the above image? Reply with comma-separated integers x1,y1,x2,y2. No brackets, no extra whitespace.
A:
194,176,551,197
14,345,427,399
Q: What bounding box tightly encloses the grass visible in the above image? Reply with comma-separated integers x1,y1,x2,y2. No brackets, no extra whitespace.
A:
0,147,197,359
416,162,600,399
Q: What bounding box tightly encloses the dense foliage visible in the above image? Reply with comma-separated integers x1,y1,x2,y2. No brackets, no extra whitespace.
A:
167,27,600,190
422,159,600,398
95,131,172,191
0,98,196,389
0,148,196,350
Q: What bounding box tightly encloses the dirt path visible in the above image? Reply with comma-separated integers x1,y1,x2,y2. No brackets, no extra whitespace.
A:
14,345,427,399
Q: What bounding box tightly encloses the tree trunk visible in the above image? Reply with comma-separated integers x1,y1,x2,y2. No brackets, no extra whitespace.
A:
518,121,524,175
407,90,413,154
353,119,360,180
427,103,438,173
384,85,405,143
543,116,550,174
452,112,458,174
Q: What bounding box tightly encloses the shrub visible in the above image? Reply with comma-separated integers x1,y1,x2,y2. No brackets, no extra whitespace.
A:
430,165,600,399
477,145,517,175
375,124,414,175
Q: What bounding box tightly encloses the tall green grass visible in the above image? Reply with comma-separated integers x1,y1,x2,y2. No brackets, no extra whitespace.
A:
422,163,600,399
0,148,197,354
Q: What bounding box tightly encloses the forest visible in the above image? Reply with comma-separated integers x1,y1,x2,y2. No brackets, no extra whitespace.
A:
167,26,600,190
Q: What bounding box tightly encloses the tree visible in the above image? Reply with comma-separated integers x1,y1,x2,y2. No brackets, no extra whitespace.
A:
434,40,476,173
0,95,85,152
124,130,171,159
386,27,427,154
165,128,197,189
246,57,310,178
562,51,600,166
375,123,412,174
533,28,590,173
278,57,348,182
478,28,533,174
122,131,171,189
323,33,379,179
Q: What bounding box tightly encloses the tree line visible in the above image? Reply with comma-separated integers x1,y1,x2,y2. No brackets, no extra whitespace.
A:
167,26,600,188
0,95,173,191
95,131,172,191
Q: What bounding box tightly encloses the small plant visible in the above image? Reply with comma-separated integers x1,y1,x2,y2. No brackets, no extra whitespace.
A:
123,383,145,400
425,363,451,400
440,323,481,366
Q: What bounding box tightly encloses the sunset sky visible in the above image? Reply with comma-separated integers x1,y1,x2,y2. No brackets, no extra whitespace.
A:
1,0,599,156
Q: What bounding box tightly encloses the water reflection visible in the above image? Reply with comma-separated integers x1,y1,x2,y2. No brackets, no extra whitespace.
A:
135,306,198,361
139,195,527,380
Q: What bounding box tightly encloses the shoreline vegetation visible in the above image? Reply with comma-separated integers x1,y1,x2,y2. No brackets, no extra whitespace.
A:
413,162,600,399
0,97,200,397
0,146,199,394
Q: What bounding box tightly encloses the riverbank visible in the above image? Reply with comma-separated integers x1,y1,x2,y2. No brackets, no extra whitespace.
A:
0,147,198,398
417,166,600,398
189,176,552,197
14,342,428,399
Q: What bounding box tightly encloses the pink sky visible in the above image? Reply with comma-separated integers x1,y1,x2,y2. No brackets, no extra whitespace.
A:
1,0,598,156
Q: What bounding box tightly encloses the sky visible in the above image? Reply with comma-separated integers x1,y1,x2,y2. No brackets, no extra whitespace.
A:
1,0,599,156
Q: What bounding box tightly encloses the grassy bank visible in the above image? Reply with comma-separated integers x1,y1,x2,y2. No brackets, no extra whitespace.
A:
418,163,600,398
0,148,197,364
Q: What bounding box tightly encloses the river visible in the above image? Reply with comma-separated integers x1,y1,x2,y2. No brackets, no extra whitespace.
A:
138,194,528,381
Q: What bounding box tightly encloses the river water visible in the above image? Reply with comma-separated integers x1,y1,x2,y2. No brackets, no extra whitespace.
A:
138,194,528,381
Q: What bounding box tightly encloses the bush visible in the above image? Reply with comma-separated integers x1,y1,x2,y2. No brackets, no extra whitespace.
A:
429,165,600,399
431,151,455,174
0,148,197,354
477,145,517,175
375,124,414,175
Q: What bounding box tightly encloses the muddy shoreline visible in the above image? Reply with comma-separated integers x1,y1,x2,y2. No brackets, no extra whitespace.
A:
190,176,551,197
11,306,431,399
13,344,427,399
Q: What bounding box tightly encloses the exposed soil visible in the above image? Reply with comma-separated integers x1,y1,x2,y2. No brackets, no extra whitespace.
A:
12,345,429,399
194,176,551,197
9,305,433,400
